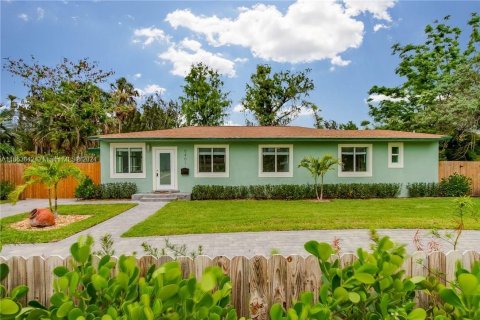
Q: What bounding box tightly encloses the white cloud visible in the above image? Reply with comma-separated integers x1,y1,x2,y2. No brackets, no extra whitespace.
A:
133,27,170,46
158,38,236,77
37,7,45,20
373,23,390,32
233,104,244,112
223,120,243,126
165,0,396,67
133,73,142,79
298,106,315,116
344,0,396,22
330,55,351,67
18,13,29,21
180,38,202,51
368,93,406,103
137,84,166,96
234,57,248,63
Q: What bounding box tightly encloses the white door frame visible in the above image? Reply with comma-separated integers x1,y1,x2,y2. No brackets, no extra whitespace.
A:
152,147,177,191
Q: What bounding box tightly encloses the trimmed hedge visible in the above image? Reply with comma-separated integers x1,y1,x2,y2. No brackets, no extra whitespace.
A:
191,183,402,200
100,182,138,199
406,182,439,197
75,178,138,199
407,173,472,197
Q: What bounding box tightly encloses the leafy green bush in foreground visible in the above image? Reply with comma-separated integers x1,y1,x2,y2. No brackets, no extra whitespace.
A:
271,231,427,320
0,235,243,320
270,231,480,320
1,233,479,319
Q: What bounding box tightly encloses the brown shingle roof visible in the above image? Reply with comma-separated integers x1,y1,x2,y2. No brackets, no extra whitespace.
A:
95,126,444,140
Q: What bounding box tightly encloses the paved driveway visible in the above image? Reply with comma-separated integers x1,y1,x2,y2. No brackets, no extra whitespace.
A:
1,199,479,257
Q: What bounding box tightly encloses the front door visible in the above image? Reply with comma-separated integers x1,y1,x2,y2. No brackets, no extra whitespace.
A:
154,148,176,190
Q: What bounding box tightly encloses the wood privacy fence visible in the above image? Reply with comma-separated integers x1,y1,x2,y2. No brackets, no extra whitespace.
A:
0,162,100,199
438,161,480,196
1,251,478,319
1,161,478,199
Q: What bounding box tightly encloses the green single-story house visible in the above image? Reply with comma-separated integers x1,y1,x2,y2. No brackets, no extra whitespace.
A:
94,126,443,197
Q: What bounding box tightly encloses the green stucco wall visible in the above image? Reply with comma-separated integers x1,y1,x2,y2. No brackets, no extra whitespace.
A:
100,139,439,196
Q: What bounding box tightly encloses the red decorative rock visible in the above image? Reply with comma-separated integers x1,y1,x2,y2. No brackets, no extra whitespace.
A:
29,208,55,228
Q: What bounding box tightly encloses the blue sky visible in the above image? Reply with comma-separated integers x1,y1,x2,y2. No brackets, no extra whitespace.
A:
1,0,479,127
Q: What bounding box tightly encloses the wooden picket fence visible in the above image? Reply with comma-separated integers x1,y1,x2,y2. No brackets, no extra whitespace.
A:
1,251,478,318
439,161,480,196
0,162,100,199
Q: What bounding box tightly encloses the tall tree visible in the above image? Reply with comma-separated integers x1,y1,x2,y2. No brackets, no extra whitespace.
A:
3,57,115,155
110,77,139,133
179,63,230,126
3,56,113,98
314,118,359,130
242,65,316,126
0,96,17,147
0,103,16,157
339,121,359,130
123,94,183,132
368,14,480,159
27,81,112,155
417,57,480,159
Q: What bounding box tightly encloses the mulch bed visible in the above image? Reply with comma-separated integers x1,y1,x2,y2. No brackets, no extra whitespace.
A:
10,215,92,231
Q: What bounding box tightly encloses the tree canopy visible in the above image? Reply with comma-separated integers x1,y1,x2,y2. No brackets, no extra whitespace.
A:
110,77,139,133
368,13,480,159
123,94,183,132
242,65,316,126
179,63,230,126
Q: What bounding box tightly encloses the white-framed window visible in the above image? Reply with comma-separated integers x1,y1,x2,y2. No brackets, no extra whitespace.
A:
194,145,229,178
110,143,146,178
258,144,293,177
338,144,373,177
388,142,404,168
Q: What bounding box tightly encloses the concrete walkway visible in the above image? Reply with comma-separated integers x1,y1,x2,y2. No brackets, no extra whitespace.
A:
1,201,167,257
1,200,479,257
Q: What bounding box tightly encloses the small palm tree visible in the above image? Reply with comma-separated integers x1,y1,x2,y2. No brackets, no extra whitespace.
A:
9,158,84,215
298,155,339,200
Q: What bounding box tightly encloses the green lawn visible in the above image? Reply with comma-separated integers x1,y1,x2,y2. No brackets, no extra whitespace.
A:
1,203,137,244
123,198,480,237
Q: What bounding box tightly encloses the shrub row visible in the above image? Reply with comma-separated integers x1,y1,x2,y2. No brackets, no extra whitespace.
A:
407,173,472,197
75,177,137,199
191,183,402,200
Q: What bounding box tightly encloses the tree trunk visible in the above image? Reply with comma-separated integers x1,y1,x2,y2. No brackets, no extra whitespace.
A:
314,175,319,200
48,188,53,213
54,183,59,218
320,175,324,201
